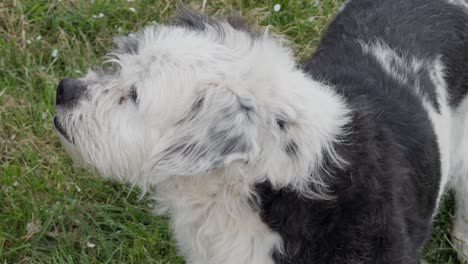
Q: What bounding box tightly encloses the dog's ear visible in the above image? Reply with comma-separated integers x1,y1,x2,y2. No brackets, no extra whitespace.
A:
145,84,259,179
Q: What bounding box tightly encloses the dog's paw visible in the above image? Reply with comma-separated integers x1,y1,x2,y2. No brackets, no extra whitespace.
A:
452,230,468,263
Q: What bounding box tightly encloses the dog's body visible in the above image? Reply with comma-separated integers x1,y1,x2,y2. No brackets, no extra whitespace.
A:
275,0,468,262
54,0,468,263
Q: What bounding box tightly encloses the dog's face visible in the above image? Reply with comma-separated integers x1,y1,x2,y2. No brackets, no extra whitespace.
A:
54,11,295,186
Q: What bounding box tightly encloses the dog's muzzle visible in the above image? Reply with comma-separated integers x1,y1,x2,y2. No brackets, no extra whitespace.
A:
54,78,86,142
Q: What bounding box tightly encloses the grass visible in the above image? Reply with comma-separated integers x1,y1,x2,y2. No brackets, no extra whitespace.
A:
0,0,464,263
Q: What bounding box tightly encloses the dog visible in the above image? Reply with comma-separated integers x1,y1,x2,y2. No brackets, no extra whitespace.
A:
54,0,468,263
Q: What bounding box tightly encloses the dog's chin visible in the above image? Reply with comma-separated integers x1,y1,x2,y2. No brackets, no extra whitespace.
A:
53,116,72,143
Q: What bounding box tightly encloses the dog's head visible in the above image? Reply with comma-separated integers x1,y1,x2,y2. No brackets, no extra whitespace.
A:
54,8,301,187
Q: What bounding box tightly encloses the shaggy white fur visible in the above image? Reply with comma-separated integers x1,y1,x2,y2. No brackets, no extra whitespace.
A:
55,20,350,263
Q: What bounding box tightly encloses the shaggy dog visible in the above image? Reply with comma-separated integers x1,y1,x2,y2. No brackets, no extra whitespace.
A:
54,0,468,263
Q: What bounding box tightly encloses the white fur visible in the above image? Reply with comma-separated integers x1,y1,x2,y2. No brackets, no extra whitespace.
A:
449,0,468,10
56,21,350,263
428,58,452,206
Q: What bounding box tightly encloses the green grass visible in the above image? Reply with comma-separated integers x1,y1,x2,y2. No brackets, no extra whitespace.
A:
0,0,464,263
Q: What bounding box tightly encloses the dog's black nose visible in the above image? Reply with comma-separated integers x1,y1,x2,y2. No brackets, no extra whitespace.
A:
56,78,86,106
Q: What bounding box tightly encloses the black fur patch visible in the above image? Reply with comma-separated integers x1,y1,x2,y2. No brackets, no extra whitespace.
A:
174,6,212,31
174,5,258,38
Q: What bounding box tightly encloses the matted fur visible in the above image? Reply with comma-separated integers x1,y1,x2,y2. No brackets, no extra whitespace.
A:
55,1,468,263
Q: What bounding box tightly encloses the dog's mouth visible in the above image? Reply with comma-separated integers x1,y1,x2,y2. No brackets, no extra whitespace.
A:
53,116,71,143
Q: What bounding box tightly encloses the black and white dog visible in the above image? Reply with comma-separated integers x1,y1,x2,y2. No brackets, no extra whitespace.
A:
54,0,468,263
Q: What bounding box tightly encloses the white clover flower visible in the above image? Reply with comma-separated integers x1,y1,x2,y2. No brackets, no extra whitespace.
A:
86,242,96,248
274,4,281,12
92,13,105,19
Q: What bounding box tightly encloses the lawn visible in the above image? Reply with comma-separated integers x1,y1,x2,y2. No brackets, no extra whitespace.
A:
0,0,463,263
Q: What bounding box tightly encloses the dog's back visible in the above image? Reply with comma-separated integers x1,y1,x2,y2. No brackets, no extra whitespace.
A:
306,0,468,106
